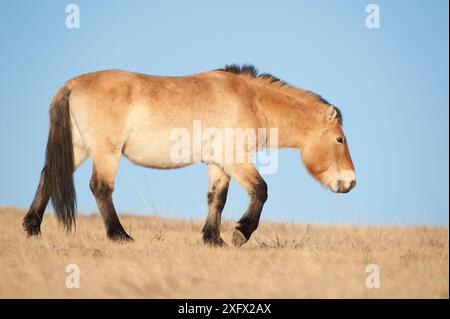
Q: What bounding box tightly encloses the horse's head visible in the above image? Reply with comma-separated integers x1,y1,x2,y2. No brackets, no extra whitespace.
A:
301,105,356,193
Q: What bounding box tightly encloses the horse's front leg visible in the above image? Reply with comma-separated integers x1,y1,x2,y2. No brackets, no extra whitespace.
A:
202,164,230,246
223,163,268,247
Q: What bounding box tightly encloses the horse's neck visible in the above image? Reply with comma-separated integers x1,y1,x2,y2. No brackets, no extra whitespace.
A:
257,86,321,150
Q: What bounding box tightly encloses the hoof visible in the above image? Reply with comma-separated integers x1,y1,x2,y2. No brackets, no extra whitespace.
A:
108,229,134,242
23,214,42,237
231,229,247,247
204,236,228,247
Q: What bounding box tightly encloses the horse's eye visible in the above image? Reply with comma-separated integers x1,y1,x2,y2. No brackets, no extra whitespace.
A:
337,137,344,144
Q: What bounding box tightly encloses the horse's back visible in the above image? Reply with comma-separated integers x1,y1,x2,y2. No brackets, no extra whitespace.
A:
65,69,261,168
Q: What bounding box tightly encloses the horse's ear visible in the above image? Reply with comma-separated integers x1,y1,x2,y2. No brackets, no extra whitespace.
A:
326,106,338,122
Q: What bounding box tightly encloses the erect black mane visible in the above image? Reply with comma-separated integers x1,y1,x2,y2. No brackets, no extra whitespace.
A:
218,64,343,125
219,64,287,87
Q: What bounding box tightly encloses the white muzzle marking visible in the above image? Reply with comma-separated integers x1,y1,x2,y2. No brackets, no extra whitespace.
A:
328,170,356,193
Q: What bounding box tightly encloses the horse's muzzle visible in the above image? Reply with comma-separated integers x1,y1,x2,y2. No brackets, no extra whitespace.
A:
332,179,356,193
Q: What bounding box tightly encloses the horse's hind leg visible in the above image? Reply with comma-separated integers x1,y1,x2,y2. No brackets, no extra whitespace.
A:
89,151,132,242
202,164,230,247
23,141,88,237
23,167,50,236
223,163,268,247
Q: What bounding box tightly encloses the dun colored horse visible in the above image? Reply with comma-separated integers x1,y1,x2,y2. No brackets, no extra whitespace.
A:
23,64,356,246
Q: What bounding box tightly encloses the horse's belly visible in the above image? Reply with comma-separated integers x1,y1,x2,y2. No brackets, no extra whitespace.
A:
122,129,189,169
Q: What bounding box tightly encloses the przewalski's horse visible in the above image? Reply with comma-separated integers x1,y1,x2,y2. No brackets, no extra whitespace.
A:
23,64,356,246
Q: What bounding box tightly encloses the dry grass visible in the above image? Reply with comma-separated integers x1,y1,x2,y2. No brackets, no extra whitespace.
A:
0,206,448,298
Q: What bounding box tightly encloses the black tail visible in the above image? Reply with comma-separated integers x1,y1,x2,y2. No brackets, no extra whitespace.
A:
44,86,77,232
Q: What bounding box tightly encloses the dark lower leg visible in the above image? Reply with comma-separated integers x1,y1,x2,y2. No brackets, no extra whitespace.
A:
23,167,50,236
232,181,268,247
202,165,230,247
90,174,132,242
202,184,229,246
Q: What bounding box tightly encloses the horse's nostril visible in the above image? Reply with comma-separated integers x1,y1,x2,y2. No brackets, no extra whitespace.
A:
350,180,356,189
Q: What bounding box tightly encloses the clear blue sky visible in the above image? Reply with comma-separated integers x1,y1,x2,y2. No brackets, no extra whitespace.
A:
0,0,448,225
